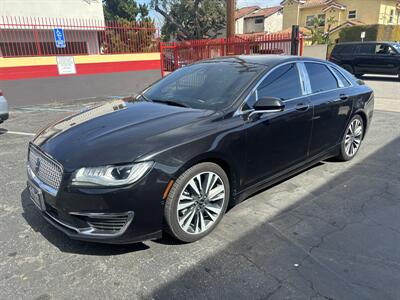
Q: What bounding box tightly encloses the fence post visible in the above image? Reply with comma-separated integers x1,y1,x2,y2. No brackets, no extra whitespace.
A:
173,42,178,71
220,38,225,56
290,25,299,55
299,34,304,56
159,42,164,77
32,19,42,56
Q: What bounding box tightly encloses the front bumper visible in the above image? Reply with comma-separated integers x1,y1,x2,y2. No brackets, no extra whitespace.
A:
27,164,167,244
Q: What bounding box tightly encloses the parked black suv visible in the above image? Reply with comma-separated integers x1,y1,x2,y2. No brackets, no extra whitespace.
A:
329,41,400,78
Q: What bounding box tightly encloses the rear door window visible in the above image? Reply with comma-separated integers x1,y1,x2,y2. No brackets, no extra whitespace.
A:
305,63,339,93
358,44,375,54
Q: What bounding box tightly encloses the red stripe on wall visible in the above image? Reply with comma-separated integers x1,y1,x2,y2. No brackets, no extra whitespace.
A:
0,59,161,80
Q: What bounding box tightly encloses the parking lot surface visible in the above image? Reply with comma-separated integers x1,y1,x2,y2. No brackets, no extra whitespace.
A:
0,78,399,299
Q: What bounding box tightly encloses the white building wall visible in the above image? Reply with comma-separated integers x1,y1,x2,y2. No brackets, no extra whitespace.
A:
264,11,283,33
235,18,244,34
0,0,104,24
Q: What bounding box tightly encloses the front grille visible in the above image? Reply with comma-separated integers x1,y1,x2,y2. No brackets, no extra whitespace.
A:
28,144,63,192
86,215,130,233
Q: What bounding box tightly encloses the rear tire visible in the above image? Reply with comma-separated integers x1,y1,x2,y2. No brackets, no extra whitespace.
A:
164,162,230,243
336,115,364,161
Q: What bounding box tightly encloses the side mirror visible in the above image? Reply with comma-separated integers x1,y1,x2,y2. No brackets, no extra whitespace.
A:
253,97,285,112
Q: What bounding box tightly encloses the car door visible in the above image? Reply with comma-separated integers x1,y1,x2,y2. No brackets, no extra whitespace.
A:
303,62,353,157
353,43,376,74
242,63,313,188
372,43,399,75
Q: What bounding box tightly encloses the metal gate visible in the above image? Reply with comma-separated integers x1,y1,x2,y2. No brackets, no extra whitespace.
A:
160,31,303,77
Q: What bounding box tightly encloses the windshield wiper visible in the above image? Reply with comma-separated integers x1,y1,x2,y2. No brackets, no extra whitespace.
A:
152,99,189,108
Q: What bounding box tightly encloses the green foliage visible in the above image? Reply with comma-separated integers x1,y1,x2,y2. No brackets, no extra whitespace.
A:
324,16,337,46
101,0,157,54
152,0,226,41
309,16,325,45
339,25,379,42
103,0,151,23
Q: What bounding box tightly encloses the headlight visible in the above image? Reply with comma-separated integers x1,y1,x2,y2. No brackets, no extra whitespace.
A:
72,161,154,186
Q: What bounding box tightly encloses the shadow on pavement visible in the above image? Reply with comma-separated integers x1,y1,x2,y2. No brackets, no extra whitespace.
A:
20,188,149,255
150,136,400,300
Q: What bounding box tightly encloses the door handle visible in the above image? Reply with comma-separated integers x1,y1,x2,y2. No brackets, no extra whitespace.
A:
295,103,310,111
340,94,349,100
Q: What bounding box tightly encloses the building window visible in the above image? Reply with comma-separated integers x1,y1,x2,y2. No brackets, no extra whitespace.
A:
389,9,394,23
348,10,357,19
318,14,326,26
254,17,263,24
306,15,314,27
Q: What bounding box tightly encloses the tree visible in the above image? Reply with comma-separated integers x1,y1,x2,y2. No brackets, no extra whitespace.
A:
101,0,156,53
324,16,337,45
103,0,151,23
152,0,226,41
309,16,325,45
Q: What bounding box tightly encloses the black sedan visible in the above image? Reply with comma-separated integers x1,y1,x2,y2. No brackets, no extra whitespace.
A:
27,56,374,244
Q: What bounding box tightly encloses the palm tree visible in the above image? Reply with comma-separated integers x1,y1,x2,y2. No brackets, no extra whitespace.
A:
324,16,338,45
309,16,325,45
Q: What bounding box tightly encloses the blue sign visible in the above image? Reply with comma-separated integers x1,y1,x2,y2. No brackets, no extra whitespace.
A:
53,28,66,48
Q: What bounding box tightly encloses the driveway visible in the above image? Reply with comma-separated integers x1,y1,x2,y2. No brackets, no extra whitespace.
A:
0,78,399,299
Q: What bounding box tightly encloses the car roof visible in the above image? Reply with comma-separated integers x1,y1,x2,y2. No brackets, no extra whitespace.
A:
200,55,326,68
334,41,397,45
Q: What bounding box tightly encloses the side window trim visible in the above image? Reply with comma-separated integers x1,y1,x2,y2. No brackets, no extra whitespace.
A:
297,62,312,94
236,60,352,116
327,65,345,88
237,61,305,114
301,61,354,95
329,65,353,87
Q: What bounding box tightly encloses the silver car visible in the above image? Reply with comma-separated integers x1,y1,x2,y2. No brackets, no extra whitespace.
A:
0,89,9,124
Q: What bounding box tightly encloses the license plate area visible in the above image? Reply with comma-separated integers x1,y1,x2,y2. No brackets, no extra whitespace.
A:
28,181,45,211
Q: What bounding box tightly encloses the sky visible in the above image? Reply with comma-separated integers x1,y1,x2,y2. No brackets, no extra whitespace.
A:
138,0,283,27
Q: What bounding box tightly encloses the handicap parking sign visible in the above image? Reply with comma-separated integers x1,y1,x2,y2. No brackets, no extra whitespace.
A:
53,28,66,48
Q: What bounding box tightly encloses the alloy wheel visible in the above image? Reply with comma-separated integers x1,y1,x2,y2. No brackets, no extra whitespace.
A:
177,171,225,234
344,118,363,157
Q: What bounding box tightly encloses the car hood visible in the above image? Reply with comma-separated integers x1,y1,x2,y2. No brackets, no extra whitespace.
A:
32,99,215,171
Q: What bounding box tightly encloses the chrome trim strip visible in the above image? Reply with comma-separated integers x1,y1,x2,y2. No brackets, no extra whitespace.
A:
234,59,355,117
27,164,58,197
45,211,134,238
327,65,345,88
297,62,312,94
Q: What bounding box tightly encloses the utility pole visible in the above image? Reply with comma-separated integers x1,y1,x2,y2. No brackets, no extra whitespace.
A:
226,0,235,39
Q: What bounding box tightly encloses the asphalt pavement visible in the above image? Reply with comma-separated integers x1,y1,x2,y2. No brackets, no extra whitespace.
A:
0,77,399,300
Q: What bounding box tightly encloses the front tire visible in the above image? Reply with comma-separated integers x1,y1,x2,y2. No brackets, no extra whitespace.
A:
164,162,230,242
336,115,364,161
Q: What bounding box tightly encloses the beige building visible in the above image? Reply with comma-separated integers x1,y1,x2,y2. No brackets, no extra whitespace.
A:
281,0,400,34
235,6,283,34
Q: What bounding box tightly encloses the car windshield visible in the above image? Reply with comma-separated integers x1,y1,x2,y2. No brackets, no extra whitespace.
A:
144,61,264,110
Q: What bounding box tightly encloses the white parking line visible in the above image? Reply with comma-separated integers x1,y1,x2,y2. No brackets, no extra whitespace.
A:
0,130,35,136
